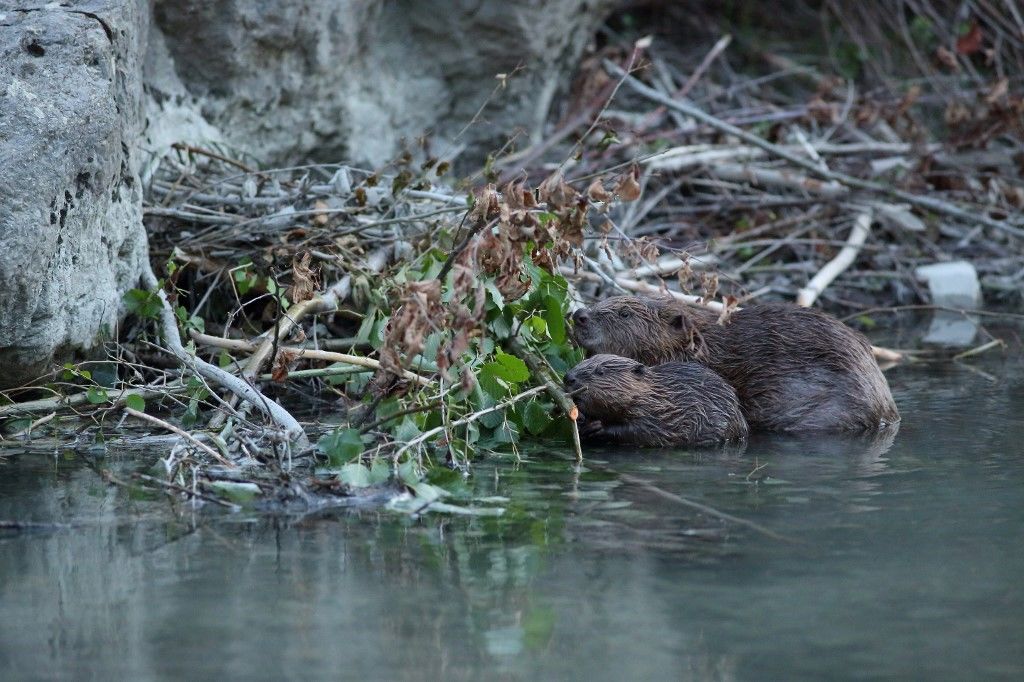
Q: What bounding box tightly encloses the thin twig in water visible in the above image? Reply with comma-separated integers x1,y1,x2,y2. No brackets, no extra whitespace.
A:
125,407,234,467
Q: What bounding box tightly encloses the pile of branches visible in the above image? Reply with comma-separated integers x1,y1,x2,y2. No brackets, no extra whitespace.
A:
493,17,1023,312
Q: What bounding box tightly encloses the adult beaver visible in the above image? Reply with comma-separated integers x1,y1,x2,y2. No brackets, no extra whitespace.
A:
563,354,748,447
571,297,899,432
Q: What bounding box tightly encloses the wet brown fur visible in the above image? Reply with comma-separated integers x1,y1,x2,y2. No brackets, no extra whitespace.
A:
564,354,748,447
571,297,899,433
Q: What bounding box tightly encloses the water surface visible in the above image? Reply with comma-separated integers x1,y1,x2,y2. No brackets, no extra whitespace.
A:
1,352,1022,680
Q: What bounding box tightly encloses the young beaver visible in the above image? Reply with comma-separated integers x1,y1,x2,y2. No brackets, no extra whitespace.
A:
564,354,748,447
571,297,899,433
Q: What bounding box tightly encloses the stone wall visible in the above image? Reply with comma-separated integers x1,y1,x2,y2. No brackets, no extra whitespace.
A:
0,1,149,388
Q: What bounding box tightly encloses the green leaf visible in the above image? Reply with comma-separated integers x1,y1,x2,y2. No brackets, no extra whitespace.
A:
124,394,145,412
394,417,422,443
356,307,378,342
478,364,509,400
410,481,445,502
484,281,505,311
544,294,567,344
86,386,109,405
398,458,421,485
123,289,162,320
339,463,372,487
523,400,553,435
318,428,364,467
368,460,391,485
484,351,529,383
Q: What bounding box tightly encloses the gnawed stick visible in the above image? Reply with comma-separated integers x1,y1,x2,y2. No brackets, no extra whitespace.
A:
509,339,584,462
191,332,432,387
797,211,873,307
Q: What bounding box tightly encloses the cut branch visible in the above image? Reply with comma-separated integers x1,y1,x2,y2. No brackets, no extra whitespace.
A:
797,211,873,307
141,264,308,448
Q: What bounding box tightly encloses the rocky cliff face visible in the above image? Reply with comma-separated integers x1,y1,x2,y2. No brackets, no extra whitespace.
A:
0,1,149,387
0,0,617,388
148,0,618,166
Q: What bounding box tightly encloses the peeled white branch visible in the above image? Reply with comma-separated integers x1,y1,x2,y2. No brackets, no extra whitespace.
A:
796,212,873,307
141,264,308,448
191,332,433,388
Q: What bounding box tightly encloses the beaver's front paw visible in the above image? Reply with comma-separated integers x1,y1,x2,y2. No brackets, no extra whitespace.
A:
576,418,606,442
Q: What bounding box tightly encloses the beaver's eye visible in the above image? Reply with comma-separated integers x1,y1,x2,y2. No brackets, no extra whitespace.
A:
595,367,605,376
619,309,630,319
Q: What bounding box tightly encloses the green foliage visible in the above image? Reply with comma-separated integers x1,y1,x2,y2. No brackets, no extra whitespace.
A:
124,395,146,412
316,241,583,502
123,288,162,320
319,428,365,467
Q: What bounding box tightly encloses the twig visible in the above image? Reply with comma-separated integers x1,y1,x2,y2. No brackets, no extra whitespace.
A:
797,211,873,307
124,407,234,467
607,61,1024,239
6,412,55,439
560,267,726,311
135,473,240,510
359,401,443,434
191,332,433,387
171,143,253,172
952,338,1006,361
677,34,733,98
0,381,189,418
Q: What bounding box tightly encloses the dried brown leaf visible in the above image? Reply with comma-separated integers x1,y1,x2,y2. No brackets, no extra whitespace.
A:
587,179,612,202
985,78,1009,105
289,251,318,303
956,22,983,55
613,165,641,201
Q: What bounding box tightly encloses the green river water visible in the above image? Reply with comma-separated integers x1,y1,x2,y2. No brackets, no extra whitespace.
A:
1,350,1022,680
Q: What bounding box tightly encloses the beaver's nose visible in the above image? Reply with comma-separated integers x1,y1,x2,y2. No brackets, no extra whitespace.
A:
572,309,590,326
564,372,579,390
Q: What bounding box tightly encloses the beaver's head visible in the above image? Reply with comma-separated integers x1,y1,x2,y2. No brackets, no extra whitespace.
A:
563,353,647,419
570,296,704,365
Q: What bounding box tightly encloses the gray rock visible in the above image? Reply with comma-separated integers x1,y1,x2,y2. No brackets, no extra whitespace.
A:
915,261,982,347
914,261,982,308
0,1,149,388
149,0,619,167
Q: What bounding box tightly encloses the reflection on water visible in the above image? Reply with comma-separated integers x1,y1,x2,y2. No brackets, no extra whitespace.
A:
2,353,1023,680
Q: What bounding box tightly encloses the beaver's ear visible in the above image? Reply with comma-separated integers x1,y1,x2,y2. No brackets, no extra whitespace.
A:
669,313,688,330
632,363,645,375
